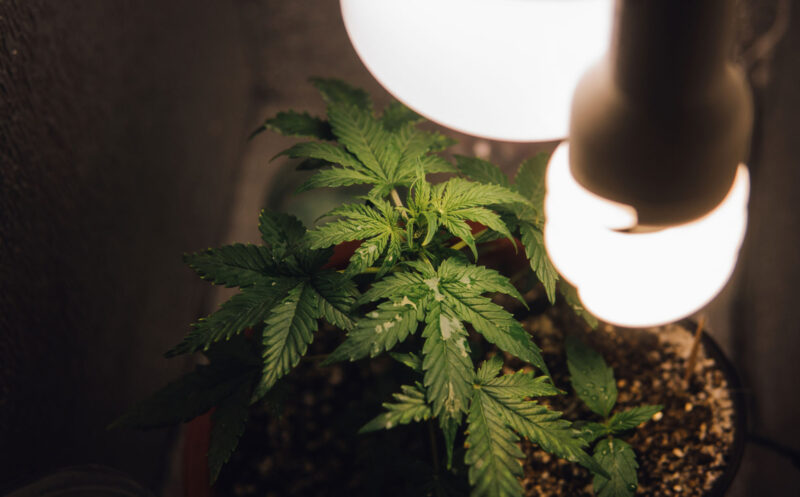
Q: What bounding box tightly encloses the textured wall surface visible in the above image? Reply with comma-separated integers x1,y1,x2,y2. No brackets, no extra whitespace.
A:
732,1,800,495
0,0,252,491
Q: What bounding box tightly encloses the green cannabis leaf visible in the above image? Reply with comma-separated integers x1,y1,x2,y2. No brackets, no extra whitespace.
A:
413,177,529,258
559,280,599,329
465,386,526,497
166,282,296,357
310,77,372,110
576,421,613,445
274,80,455,199
440,286,548,376
607,405,663,433
456,153,559,303
121,79,645,495
324,296,425,363
381,101,423,130
389,351,424,372
167,211,359,403
465,358,605,497
440,416,461,471
567,338,662,497
254,282,320,399
422,303,474,423
513,155,547,213
360,382,432,433
480,369,560,399
454,156,511,188
208,381,251,483
566,335,618,418
519,223,558,304
307,198,405,276
593,438,638,497
252,271,357,400
251,110,334,140
182,244,280,288
329,257,547,376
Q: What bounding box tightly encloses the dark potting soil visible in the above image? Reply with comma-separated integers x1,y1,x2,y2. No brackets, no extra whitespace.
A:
214,305,736,497
214,326,467,497
518,311,736,497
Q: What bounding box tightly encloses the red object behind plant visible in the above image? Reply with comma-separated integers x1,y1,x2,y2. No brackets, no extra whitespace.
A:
184,411,212,497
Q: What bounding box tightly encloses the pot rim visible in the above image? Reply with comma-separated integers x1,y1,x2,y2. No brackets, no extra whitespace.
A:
687,319,747,497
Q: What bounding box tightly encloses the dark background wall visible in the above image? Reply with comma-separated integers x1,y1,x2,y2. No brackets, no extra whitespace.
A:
733,1,800,494
0,0,252,491
1,0,798,495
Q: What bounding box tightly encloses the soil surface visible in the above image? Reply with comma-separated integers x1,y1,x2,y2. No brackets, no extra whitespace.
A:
215,327,459,497
215,303,737,497
518,309,737,497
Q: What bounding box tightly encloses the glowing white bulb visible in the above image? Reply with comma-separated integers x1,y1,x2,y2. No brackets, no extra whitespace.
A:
544,143,750,328
340,0,613,142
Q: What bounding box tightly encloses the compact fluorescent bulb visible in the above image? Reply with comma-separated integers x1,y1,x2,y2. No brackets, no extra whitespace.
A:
544,144,750,328
340,0,613,142
543,0,753,327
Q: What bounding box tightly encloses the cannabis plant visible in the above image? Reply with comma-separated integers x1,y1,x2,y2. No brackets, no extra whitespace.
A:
566,336,662,497
114,79,660,497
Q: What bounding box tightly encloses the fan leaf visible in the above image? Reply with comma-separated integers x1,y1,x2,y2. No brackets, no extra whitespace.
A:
360,383,432,433
253,282,320,400
566,336,618,418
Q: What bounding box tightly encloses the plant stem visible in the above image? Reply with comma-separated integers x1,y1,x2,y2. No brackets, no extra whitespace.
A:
419,251,431,266
449,228,488,252
390,188,409,220
336,267,380,274
683,315,706,384
428,420,441,475
449,239,468,252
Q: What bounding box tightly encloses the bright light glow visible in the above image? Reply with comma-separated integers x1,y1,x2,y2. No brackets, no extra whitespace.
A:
340,0,613,142
544,144,750,327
